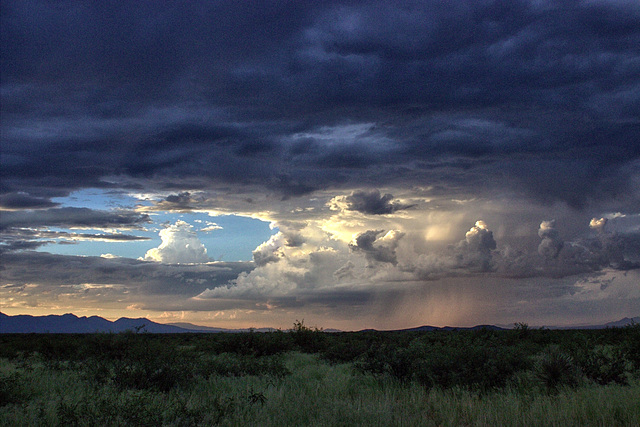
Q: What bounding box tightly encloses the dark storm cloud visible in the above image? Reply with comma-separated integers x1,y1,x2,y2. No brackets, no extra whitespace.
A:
349,229,404,265
0,251,253,297
148,192,202,212
1,0,639,204
0,192,60,210
0,228,149,254
0,207,151,230
342,190,414,215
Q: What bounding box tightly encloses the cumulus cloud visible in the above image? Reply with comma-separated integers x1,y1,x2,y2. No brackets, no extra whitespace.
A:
538,220,564,259
402,220,499,278
349,229,404,265
198,242,349,302
144,220,210,264
331,190,414,215
252,233,285,266
273,220,307,247
463,221,496,253
201,222,223,232
589,217,608,233
454,220,498,272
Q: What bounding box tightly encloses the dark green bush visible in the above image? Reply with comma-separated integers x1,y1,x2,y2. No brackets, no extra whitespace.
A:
204,353,290,378
534,345,580,392
355,333,530,391
579,345,629,385
290,320,327,353
0,371,30,406
412,341,529,391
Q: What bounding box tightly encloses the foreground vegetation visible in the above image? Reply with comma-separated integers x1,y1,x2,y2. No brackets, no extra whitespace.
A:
1,323,639,426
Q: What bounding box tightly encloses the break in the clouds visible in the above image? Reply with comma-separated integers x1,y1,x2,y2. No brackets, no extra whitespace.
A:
2,0,639,329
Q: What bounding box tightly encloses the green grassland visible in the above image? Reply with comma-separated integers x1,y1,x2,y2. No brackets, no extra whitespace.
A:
1,323,639,426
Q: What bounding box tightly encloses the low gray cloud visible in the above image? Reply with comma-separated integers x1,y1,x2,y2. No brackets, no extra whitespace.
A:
274,221,307,247
0,192,60,210
340,190,414,215
349,229,404,265
0,226,150,256
0,207,151,230
0,251,253,298
252,233,285,266
150,192,201,212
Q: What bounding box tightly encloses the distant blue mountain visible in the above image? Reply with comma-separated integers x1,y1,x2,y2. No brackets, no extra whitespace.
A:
379,324,507,332
365,318,639,333
1,312,637,333
0,312,198,333
547,316,640,330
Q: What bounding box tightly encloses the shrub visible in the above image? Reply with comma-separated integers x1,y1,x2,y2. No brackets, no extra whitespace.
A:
412,341,528,391
0,371,30,406
290,320,326,353
534,345,580,392
203,353,290,378
580,345,629,385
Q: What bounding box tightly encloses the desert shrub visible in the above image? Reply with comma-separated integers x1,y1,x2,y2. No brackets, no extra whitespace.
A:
513,322,531,339
110,357,192,392
320,334,375,364
81,333,200,392
204,353,290,378
579,345,629,385
355,334,530,391
223,330,293,356
534,345,581,392
355,343,415,383
411,340,529,391
51,389,230,426
0,371,30,406
290,320,327,353
620,323,640,372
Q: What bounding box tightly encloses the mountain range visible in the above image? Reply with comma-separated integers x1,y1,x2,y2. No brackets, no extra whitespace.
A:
0,312,637,334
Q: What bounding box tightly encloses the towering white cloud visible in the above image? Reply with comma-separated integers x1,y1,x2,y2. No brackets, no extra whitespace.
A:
463,220,496,253
144,220,209,264
538,220,563,259
589,217,608,233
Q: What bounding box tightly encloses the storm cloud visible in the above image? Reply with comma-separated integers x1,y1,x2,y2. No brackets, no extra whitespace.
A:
2,0,639,205
332,190,414,215
2,0,639,329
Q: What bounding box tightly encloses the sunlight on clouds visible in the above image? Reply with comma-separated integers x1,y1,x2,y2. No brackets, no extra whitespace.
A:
200,222,223,232
567,270,640,302
144,220,209,264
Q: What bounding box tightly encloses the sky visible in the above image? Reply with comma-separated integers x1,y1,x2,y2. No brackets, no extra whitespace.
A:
1,0,639,330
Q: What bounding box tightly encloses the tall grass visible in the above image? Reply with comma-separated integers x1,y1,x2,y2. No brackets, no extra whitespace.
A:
223,353,640,426
1,328,639,426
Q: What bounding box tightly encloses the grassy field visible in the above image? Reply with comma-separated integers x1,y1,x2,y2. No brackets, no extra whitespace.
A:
1,325,639,425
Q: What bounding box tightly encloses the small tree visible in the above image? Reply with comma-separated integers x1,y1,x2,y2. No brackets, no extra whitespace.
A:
290,320,325,353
